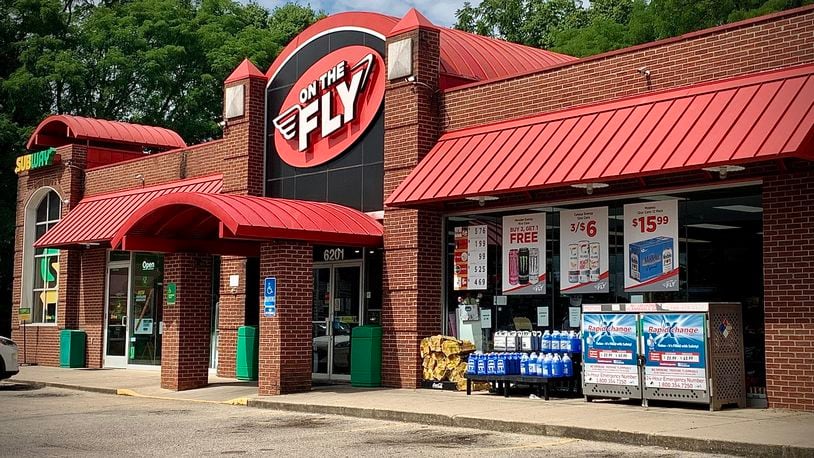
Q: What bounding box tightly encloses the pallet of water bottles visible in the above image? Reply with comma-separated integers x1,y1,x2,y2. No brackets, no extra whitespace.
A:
464,329,582,399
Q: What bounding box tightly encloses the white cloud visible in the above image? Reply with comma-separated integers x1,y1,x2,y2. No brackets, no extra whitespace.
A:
259,0,482,27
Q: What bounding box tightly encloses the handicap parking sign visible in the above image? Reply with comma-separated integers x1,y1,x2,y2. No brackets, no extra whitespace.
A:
264,277,276,317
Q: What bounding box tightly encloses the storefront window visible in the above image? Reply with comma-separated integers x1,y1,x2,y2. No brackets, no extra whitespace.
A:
445,185,764,389
27,190,61,324
129,253,164,365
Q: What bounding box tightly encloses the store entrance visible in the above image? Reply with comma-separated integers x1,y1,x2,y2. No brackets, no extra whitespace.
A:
104,261,130,368
103,251,164,368
312,262,362,382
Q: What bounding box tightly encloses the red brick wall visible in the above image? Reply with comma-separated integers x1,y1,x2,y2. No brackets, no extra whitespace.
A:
763,166,814,411
84,140,226,197
79,249,106,368
443,6,814,131
12,144,86,366
382,27,445,388
257,241,312,396
216,256,248,377
161,252,213,391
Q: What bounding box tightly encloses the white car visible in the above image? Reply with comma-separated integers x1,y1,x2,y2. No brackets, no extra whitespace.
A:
0,336,19,380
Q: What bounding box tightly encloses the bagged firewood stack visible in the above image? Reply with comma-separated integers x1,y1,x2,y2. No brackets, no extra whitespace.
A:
420,335,484,390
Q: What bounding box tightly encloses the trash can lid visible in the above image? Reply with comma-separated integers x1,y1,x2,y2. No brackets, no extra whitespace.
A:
352,325,382,338
238,325,258,337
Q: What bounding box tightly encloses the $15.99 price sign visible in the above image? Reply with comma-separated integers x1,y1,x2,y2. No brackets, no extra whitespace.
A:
623,200,679,292
560,207,609,294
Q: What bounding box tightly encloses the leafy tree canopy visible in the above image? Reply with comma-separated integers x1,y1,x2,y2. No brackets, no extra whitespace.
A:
0,0,322,335
455,0,813,57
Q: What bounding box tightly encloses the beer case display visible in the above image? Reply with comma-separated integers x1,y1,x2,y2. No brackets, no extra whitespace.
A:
629,236,674,283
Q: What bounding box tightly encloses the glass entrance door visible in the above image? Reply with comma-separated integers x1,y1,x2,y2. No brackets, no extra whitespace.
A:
129,253,163,366
104,265,130,368
312,263,362,381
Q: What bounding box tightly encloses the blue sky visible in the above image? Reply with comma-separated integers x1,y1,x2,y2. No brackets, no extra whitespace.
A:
260,0,482,27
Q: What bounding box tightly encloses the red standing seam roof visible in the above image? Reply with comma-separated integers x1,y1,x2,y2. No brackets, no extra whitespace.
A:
264,11,574,89
386,64,814,207
34,175,223,249
26,115,186,150
110,193,383,248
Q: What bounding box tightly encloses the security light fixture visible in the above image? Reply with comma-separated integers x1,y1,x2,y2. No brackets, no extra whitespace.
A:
465,195,499,206
570,182,609,195
702,165,745,179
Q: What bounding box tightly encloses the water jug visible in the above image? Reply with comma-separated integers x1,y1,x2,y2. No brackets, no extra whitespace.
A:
496,353,506,375
561,330,572,353
552,353,563,377
541,353,552,377
542,330,551,353
467,352,477,375
551,330,561,352
562,353,573,377
528,352,538,376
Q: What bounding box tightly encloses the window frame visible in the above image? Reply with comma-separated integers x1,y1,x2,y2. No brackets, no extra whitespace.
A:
21,187,63,326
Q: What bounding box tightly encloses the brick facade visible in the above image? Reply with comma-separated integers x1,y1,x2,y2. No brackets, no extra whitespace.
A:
161,252,213,391
257,241,312,395
381,26,445,388
12,144,87,366
763,166,814,411
442,6,814,131
10,6,814,410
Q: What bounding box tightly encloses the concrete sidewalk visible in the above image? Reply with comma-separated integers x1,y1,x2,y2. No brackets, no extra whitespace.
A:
11,366,814,457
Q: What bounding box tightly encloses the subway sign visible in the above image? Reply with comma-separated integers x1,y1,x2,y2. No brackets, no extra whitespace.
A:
272,46,385,168
15,147,60,174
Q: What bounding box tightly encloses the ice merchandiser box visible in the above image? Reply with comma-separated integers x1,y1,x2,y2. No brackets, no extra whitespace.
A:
581,303,745,411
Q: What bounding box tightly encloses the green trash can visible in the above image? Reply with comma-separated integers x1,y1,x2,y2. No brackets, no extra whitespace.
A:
59,329,86,368
350,325,382,387
236,326,258,381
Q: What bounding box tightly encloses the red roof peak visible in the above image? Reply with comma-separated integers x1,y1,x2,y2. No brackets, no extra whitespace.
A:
389,8,439,36
225,58,266,84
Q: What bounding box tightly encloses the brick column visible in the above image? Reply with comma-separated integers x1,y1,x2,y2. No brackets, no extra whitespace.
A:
216,256,248,377
763,166,814,412
79,248,107,368
382,20,444,388
258,241,312,396
161,253,212,391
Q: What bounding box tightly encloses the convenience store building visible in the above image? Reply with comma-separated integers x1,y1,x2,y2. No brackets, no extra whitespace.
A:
12,6,814,410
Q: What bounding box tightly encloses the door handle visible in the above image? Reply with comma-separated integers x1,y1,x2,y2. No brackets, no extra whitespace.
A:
122,316,127,326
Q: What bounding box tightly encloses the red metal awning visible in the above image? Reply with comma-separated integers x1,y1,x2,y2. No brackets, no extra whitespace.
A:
109,193,383,254
387,64,814,207
27,115,187,151
34,175,223,249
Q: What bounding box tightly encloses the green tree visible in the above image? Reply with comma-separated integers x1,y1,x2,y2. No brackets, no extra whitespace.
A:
455,0,812,57
0,0,321,335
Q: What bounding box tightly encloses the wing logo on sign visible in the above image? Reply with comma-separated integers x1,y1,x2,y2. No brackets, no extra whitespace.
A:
272,46,385,168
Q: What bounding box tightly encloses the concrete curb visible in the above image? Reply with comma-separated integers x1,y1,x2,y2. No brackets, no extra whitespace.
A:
248,399,812,458
15,379,118,396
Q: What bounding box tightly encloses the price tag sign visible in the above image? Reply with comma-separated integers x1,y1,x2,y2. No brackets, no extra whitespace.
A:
623,200,679,292
502,213,546,295
453,225,488,291
559,207,609,294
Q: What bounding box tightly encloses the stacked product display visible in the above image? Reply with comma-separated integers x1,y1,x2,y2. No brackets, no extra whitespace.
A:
466,330,581,378
420,335,478,390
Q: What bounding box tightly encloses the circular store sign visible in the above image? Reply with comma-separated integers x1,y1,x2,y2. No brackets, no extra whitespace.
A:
272,46,385,168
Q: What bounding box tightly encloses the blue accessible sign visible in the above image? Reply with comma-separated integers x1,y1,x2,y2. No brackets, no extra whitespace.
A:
582,313,639,387
642,313,707,390
263,277,277,317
